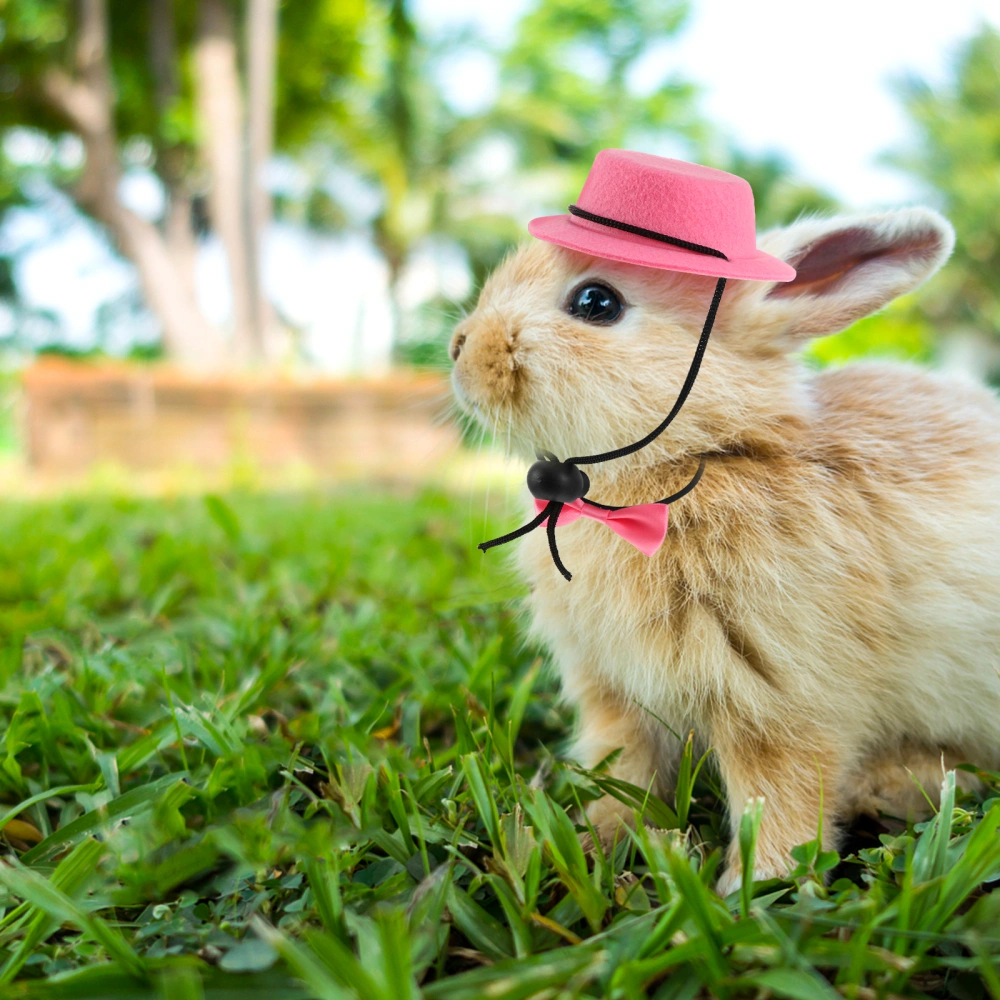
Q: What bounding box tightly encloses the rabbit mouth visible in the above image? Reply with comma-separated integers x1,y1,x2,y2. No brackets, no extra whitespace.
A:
450,368,506,427
450,345,521,422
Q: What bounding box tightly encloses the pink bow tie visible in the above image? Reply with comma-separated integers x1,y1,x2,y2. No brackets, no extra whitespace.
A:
533,498,669,557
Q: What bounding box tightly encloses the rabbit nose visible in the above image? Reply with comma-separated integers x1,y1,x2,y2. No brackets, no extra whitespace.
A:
449,332,466,362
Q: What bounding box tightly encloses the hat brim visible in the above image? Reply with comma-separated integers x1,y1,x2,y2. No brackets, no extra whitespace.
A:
528,214,796,283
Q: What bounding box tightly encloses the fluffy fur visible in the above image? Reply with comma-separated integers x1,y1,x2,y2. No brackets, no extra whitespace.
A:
449,207,1000,895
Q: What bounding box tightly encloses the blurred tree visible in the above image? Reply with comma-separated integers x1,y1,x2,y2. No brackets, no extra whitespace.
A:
496,0,697,170
0,142,69,352
330,0,711,360
459,0,706,296
196,0,261,362
887,25,1000,377
330,0,497,349
0,150,23,326
0,0,367,367
246,0,279,356
342,0,430,343
493,1,839,235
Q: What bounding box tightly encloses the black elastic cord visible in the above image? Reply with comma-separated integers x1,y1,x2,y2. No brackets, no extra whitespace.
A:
545,503,571,581
581,454,707,510
567,278,726,466
478,501,572,578
478,504,552,552
568,205,729,261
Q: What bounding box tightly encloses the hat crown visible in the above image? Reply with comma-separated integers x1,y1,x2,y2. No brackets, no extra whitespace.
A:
575,149,758,260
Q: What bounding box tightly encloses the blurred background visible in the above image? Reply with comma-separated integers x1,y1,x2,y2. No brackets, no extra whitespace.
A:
0,0,998,491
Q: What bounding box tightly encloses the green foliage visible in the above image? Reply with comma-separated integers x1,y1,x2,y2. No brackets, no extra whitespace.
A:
497,0,696,168
0,0,367,150
393,298,458,370
273,0,369,148
0,0,73,136
334,0,709,330
334,0,492,299
0,0,370,360
0,489,999,996
491,0,704,229
804,300,935,368
889,25,1000,351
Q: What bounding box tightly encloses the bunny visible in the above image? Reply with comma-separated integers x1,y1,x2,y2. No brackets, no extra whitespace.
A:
449,205,1000,896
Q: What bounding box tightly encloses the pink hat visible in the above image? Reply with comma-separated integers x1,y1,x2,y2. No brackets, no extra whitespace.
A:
528,149,796,283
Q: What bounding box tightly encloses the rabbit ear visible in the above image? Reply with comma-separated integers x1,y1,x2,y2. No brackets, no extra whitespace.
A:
746,208,954,344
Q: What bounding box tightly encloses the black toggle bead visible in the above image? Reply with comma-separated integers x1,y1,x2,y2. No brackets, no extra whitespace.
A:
526,457,590,503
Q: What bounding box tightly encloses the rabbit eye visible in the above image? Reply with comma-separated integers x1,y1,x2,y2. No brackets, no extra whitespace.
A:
566,283,624,325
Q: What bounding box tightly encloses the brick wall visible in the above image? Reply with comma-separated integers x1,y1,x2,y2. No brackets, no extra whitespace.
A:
21,360,460,478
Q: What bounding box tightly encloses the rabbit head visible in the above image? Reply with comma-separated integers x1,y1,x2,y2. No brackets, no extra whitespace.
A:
450,208,955,477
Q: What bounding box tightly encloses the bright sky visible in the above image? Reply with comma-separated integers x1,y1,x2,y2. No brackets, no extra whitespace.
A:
3,0,999,368
419,0,1000,207
663,0,1000,206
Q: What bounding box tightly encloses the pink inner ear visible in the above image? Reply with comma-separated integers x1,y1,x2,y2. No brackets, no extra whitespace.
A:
767,225,943,299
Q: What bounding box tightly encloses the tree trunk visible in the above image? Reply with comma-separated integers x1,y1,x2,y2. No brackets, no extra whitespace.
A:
245,0,281,361
42,0,222,368
195,0,261,364
149,0,203,342
374,219,407,358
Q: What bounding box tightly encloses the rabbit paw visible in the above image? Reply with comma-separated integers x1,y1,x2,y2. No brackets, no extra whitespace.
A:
580,794,634,853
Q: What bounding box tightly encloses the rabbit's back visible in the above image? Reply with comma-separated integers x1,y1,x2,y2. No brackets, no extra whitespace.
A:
808,362,1000,493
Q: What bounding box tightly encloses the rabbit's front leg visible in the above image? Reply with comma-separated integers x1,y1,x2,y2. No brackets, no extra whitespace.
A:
573,681,671,846
712,725,841,898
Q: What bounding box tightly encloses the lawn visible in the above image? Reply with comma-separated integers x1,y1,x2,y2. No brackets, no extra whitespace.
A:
0,488,999,999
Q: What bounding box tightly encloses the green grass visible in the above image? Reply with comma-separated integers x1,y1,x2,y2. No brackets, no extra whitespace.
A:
1,489,1000,999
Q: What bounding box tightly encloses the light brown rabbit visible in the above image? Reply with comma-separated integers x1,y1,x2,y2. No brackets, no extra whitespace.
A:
449,207,1000,895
